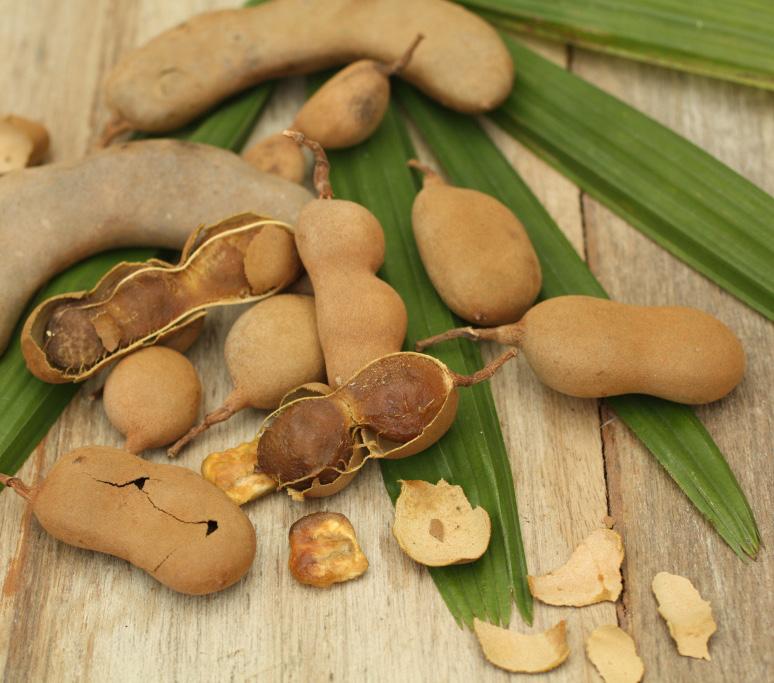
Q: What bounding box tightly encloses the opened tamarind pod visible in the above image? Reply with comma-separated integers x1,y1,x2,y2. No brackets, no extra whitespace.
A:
293,35,424,150
283,131,408,386
408,160,542,325
205,349,514,503
169,294,325,457
0,139,312,355
416,295,745,404
0,447,256,595
22,213,302,384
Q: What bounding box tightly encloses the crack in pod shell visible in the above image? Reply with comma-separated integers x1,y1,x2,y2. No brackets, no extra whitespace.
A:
22,214,301,383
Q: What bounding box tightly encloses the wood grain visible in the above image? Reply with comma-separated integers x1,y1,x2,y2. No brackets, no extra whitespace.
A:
0,2,771,681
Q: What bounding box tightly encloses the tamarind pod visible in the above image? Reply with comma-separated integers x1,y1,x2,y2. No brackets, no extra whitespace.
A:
0,139,312,354
2,447,256,595
22,214,301,383
105,0,513,133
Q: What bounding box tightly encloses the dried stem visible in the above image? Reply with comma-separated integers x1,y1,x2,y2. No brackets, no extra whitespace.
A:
168,403,237,458
407,158,444,187
449,348,518,387
0,474,33,502
386,34,425,75
98,117,132,148
283,130,333,199
416,323,524,351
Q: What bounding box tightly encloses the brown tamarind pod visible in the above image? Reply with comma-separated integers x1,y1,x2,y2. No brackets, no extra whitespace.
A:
416,295,745,404
0,446,256,595
22,214,302,383
408,159,541,326
293,35,424,150
283,131,408,387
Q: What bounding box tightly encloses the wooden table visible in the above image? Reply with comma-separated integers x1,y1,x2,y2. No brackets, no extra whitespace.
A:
1,2,771,681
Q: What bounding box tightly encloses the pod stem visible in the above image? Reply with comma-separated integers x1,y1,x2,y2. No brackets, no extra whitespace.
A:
416,322,525,351
97,117,132,148
449,348,518,387
0,474,33,502
167,402,238,458
283,130,333,199
407,159,444,187
386,34,425,76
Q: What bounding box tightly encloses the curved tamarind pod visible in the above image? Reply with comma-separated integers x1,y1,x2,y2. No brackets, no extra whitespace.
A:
104,0,514,133
22,214,301,383
0,139,312,354
416,296,745,404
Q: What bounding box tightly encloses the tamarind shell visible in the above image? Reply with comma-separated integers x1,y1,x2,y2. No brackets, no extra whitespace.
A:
0,139,312,354
22,214,299,383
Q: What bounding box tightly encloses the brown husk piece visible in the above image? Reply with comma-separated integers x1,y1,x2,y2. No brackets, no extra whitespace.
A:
473,619,570,673
22,213,300,383
586,625,644,683
288,511,368,588
392,479,491,566
652,571,717,659
201,440,276,506
0,115,49,174
528,528,624,606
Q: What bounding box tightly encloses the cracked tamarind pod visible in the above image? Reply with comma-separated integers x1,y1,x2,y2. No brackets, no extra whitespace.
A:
22,213,302,384
417,295,745,404
0,446,256,595
202,349,516,503
284,131,408,387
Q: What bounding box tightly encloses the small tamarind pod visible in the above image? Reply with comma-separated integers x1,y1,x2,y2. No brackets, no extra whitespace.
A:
104,347,202,453
293,35,424,150
0,446,256,595
242,132,306,184
283,131,408,386
22,214,302,383
408,160,542,326
416,295,745,404
169,294,325,457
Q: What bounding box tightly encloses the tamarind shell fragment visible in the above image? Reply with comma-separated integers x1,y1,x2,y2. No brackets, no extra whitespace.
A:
22,214,301,383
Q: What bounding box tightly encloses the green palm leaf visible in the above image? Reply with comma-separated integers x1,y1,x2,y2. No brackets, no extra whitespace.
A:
397,82,759,558
493,36,774,321
459,0,774,91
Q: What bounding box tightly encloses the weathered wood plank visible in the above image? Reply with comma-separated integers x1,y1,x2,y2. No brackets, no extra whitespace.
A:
0,2,770,681
576,47,774,682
